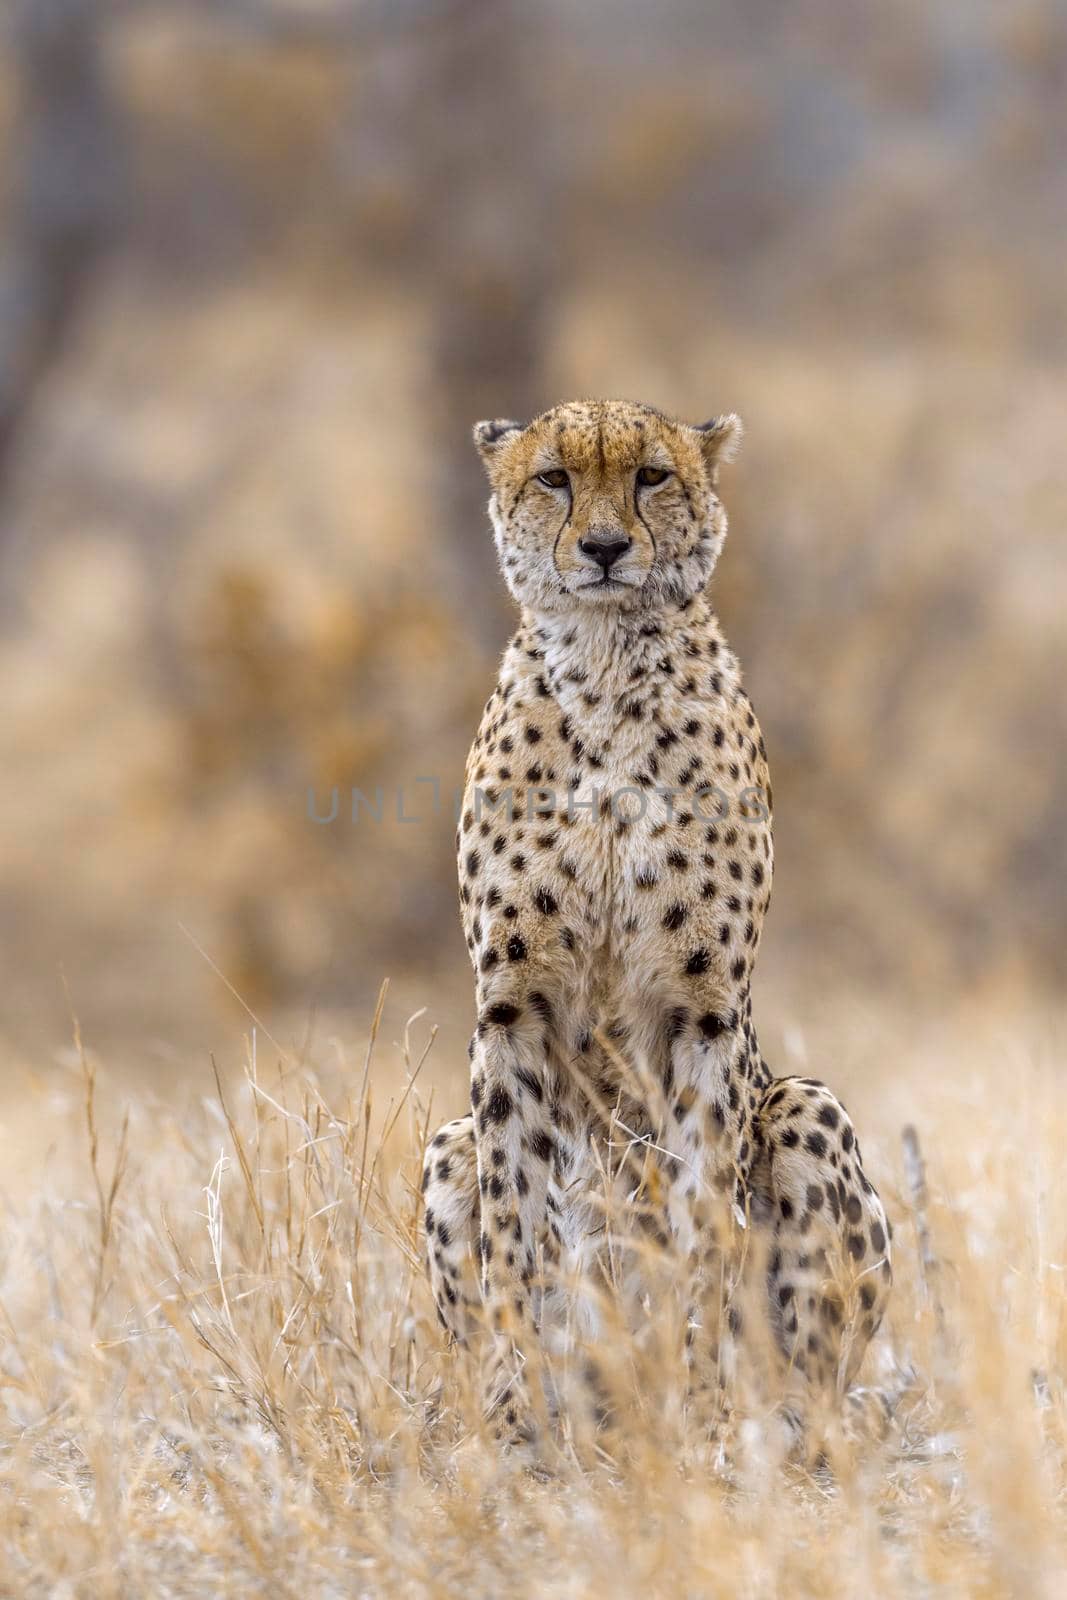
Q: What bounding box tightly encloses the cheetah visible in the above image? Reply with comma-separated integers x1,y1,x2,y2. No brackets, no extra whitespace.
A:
423,399,891,1445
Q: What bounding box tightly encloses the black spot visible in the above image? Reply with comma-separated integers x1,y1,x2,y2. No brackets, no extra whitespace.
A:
817,1103,840,1130
666,1007,689,1040
485,1086,513,1124
515,1067,543,1102
506,935,527,962
685,948,711,975
820,1295,842,1328
528,990,553,1023
534,886,558,915
531,1130,554,1163
663,904,688,930
805,1131,827,1158
697,1011,730,1040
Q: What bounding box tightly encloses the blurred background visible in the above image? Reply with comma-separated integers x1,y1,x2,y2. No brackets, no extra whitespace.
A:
0,0,1064,1093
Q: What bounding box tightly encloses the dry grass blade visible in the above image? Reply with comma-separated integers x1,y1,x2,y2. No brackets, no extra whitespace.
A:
211,1052,265,1240
901,1122,948,1355
79,1025,130,1328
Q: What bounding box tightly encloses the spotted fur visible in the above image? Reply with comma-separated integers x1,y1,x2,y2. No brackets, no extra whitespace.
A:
423,399,891,1441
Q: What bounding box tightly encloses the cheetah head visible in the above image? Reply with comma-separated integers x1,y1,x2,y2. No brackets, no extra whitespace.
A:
473,398,742,615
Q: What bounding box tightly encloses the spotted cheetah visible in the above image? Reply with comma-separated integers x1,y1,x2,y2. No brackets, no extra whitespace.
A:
423,399,891,1443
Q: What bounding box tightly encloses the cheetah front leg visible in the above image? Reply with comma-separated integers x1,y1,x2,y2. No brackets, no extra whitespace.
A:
633,996,759,1423
750,1076,893,1426
468,991,560,1442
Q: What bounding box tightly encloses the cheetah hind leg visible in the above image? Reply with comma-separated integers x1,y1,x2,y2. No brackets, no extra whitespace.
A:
749,1076,894,1447
422,1110,566,1454
422,1114,483,1348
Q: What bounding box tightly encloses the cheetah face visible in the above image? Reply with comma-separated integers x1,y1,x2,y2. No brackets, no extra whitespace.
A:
473,399,742,615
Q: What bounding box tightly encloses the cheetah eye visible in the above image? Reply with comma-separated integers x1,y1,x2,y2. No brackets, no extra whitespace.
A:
636,465,670,487
537,468,569,490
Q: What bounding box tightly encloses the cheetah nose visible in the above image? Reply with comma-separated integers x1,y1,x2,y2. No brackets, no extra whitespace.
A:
579,532,633,570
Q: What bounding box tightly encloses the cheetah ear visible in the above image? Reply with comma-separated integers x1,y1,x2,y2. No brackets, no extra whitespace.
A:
694,413,743,472
473,418,524,470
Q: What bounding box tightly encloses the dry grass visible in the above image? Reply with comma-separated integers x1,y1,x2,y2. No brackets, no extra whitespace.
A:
2,997,1065,1598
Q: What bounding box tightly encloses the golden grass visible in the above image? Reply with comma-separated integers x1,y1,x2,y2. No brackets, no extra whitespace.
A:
1,999,1065,1598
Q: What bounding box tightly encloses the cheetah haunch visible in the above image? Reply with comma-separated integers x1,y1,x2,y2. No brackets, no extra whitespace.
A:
423,399,891,1447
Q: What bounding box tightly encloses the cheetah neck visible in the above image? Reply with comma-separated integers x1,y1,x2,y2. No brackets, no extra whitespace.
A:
528,594,721,678
519,595,730,742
